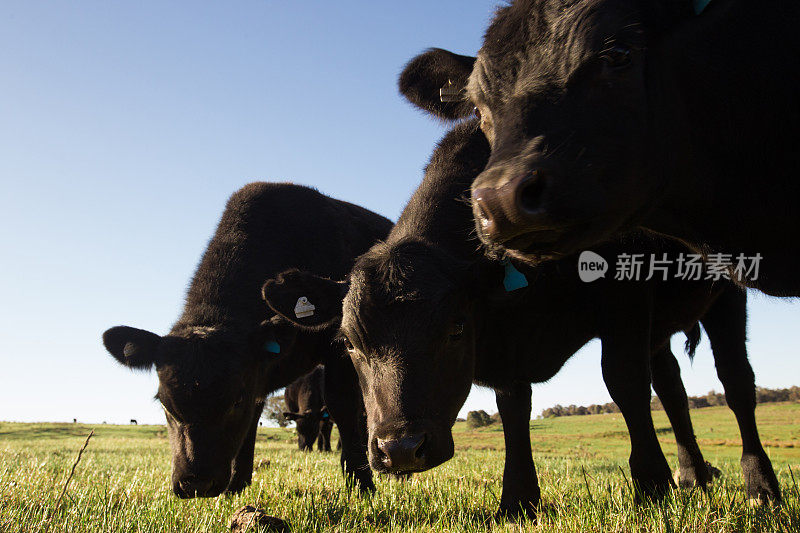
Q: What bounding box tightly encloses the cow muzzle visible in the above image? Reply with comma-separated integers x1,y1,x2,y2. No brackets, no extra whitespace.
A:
173,476,222,498
375,433,427,472
368,422,453,474
472,166,557,245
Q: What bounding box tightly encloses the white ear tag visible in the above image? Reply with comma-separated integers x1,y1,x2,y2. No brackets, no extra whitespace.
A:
294,296,316,319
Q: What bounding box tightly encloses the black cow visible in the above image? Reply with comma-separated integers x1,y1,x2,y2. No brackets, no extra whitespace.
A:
262,122,779,517
284,366,334,452
102,183,391,498
130,419,138,425
398,0,800,297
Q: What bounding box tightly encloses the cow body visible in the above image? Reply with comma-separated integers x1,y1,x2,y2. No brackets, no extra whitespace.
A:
399,0,800,296
284,366,334,452
102,183,391,497
264,123,779,517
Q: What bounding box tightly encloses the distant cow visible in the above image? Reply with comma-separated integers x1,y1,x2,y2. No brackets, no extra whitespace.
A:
130,419,138,425
102,183,391,498
398,0,800,296
262,122,779,516
284,366,333,452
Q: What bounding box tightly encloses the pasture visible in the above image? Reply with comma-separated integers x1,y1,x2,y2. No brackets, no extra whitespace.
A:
1,403,799,532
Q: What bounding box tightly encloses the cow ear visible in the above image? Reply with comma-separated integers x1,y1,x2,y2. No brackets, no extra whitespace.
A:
262,270,349,330
283,411,302,421
251,315,298,358
102,326,161,370
399,48,477,121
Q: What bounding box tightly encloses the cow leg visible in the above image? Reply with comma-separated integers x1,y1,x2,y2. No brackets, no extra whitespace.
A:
601,322,673,500
322,422,332,452
227,401,262,494
700,289,781,503
323,353,375,493
316,423,332,452
650,343,710,488
495,382,539,519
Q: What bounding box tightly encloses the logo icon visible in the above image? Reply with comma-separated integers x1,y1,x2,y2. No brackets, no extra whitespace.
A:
578,251,608,283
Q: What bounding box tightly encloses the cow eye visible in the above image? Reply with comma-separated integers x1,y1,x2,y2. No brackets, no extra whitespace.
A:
473,107,481,120
343,337,355,352
601,45,632,69
449,322,465,340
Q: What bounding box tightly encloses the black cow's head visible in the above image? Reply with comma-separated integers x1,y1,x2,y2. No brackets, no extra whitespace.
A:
399,0,695,262
284,406,330,451
263,245,490,476
102,316,298,498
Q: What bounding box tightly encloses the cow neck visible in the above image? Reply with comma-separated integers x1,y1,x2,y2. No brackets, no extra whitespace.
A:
388,177,479,263
389,121,490,266
172,231,272,337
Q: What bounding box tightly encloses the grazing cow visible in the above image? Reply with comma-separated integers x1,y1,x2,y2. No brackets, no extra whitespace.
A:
398,0,800,296
130,419,138,425
262,122,779,517
284,366,334,452
102,183,391,498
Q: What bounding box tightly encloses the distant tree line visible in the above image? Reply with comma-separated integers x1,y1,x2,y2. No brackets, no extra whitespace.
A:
539,386,800,419
465,410,502,428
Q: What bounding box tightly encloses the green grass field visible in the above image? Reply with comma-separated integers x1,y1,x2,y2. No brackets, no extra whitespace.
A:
1,403,799,532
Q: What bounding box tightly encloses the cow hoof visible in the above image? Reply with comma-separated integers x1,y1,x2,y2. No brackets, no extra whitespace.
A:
356,476,377,494
225,476,252,496
496,500,537,522
342,463,376,494
673,461,718,489
741,453,782,503
631,469,673,502
673,467,702,489
707,462,722,480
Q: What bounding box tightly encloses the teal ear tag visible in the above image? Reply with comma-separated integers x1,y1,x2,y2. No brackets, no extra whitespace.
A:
694,0,712,14
264,340,281,354
503,259,529,292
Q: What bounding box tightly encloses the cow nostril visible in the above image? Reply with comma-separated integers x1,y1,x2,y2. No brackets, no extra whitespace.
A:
476,206,493,231
374,439,389,464
375,434,428,472
472,188,501,237
178,478,213,497
517,173,546,214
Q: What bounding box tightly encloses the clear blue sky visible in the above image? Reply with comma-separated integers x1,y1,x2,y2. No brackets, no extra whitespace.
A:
1,1,798,425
